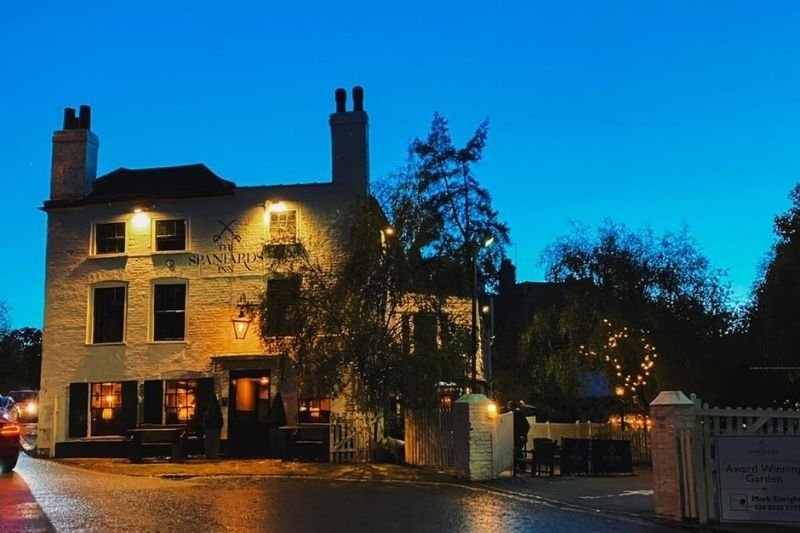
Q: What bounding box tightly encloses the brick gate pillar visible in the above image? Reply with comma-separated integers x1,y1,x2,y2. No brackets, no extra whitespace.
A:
650,390,697,521
453,393,495,481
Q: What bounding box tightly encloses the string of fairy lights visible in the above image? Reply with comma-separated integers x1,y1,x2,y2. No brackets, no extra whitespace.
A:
578,318,657,394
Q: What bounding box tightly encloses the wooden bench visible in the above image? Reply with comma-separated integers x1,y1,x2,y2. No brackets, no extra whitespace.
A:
128,424,188,463
279,424,329,461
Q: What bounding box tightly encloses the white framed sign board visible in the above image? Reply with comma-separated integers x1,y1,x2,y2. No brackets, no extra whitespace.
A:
717,435,800,523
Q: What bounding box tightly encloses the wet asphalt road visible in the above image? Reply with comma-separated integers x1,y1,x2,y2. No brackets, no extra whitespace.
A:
5,454,677,532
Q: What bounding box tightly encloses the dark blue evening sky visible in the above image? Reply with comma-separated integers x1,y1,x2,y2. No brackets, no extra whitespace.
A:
3,1,800,328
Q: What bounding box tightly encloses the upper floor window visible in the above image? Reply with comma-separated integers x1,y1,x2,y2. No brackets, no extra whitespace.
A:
94,222,126,254
155,219,187,251
264,277,300,336
269,210,297,244
153,282,187,341
400,313,442,355
92,284,126,344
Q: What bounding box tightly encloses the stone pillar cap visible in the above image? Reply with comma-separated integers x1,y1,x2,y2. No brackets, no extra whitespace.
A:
650,390,694,407
455,393,490,404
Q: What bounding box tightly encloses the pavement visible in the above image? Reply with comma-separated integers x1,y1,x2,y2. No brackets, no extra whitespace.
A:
48,456,796,533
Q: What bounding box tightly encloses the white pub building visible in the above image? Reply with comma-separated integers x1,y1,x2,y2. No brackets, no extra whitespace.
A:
38,88,371,457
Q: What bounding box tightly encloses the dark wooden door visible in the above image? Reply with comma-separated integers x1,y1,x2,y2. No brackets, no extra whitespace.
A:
227,370,271,457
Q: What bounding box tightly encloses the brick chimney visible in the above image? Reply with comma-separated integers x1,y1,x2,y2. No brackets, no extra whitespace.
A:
50,105,98,200
329,86,369,196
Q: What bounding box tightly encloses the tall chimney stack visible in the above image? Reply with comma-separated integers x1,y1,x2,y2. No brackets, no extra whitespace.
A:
329,86,369,196
50,105,98,200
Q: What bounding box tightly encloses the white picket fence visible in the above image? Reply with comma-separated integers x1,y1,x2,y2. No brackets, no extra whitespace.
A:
677,395,800,523
329,413,377,463
527,417,652,465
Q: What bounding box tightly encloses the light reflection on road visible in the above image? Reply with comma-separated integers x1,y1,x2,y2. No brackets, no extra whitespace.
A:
14,454,676,532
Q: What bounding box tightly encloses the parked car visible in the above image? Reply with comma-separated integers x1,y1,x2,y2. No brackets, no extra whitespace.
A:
0,408,20,473
8,390,38,423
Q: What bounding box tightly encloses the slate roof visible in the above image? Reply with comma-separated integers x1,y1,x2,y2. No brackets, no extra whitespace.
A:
89,164,235,200
44,164,236,208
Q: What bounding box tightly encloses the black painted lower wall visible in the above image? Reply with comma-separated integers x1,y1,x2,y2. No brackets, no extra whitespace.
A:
54,437,215,458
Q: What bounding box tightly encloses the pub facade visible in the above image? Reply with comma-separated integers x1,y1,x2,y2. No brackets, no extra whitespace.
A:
38,88,370,457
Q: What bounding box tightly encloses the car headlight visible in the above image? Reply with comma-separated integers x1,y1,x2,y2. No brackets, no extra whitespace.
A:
26,402,37,414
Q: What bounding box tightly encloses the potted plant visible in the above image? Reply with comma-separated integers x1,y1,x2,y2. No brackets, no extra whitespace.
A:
266,392,287,458
203,394,223,459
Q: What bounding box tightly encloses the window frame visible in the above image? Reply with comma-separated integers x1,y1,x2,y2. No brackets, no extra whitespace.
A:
164,379,198,425
154,218,189,252
298,397,331,423
90,381,123,436
264,276,300,337
89,282,127,345
268,209,298,244
152,280,188,342
92,221,127,256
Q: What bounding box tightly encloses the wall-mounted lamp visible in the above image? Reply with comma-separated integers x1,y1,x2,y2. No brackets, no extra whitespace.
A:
132,208,150,230
232,293,255,340
486,402,498,419
268,201,287,213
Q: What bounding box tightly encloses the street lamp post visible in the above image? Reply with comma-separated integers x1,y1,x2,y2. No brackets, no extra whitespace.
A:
470,241,479,393
470,236,493,394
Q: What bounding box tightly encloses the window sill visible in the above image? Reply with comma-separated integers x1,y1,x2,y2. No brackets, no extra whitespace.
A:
151,250,192,255
86,342,126,347
88,253,128,259
148,340,189,345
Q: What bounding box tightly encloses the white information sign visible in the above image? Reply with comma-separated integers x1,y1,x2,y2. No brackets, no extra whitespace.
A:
717,435,800,523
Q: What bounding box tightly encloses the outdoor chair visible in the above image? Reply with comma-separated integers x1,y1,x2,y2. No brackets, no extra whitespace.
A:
533,438,556,476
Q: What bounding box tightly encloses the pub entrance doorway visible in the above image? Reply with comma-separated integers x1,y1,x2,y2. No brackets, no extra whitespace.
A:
227,370,271,457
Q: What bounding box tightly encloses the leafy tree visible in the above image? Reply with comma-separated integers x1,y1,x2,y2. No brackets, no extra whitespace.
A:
258,198,470,415
495,221,735,418
0,327,42,392
257,114,510,416
747,183,800,406
382,113,510,295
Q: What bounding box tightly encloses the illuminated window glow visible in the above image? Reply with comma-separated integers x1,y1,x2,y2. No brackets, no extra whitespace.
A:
268,209,297,244
91,382,122,436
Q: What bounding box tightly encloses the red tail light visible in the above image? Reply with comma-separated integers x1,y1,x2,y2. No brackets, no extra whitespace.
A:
0,423,20,437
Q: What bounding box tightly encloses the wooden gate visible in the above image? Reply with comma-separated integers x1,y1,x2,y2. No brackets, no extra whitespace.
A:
493,411,515,476
658,393,800,524
404,408,454,470
329,413,376,463
693,397,800,522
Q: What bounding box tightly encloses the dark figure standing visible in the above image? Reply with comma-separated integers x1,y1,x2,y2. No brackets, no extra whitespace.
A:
510,401,530,460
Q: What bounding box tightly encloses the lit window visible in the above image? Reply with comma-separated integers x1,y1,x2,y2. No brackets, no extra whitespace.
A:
298,398,331,423
155,219,187,251
165,380,197,424
269,210,297,244
94,222,126,254
154,283,186,341
92,285,126,344
91,382,122,436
